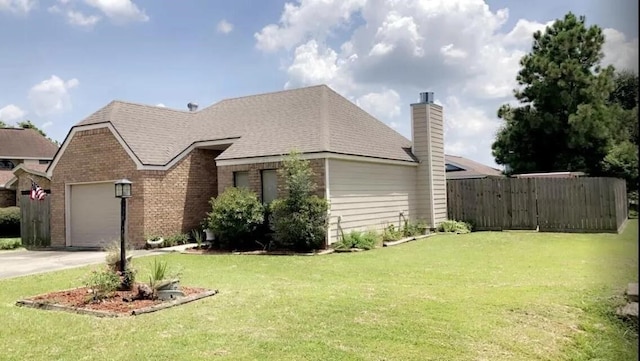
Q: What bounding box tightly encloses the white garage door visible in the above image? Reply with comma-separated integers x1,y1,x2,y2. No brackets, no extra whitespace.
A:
70,182,121,248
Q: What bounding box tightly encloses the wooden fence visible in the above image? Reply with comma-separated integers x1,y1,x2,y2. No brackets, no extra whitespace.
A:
447,177,627,233
19,195,51,247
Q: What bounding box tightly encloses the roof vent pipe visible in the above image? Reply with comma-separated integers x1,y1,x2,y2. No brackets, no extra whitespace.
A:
187,102,198,112
419,92,434,104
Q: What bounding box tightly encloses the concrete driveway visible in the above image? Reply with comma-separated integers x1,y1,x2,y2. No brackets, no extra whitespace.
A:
0,246,191,280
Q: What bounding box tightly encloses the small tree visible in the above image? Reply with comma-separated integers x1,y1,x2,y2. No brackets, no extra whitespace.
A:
207,187,264,250
270,151,329,252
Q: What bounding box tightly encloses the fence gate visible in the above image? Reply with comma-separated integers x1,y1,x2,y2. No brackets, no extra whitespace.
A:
19,195,51,247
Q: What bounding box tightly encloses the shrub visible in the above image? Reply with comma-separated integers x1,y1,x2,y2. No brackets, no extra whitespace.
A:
382,224,403,242
437,220,472,234
335,230,379,250
84,268,121,302
206,187,265,249
0,206,20,237
269,151,329,252
191,229,204,248
162,233,189,247
104,240,133,271
0,238,21,250
402,220,427,237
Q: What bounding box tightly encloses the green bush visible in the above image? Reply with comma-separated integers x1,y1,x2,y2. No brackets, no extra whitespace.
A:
207,187,265,250
335,230,379,250
0,238,21,250
84,268,121,301
382,224,403,242
402,220,427,237
162,233,189,247
437,220,472,234
269,151,329,252
0,207,20,237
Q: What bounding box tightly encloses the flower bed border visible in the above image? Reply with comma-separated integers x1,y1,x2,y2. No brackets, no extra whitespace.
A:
383,234,432,247
182,248,335,256
16,288,219,318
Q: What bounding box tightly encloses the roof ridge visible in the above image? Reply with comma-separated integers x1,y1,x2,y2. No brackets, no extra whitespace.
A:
109,100,197,114
214,84,329,105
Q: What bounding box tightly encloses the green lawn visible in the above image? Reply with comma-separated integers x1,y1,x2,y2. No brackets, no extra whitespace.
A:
1,222,638,360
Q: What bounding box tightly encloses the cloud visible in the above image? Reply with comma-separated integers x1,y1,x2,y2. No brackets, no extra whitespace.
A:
85,0,148,23
258,0,638,167
28,75,79,116
254,0,366,52
66,10,101,28
602,28,639,72
156,103,166,107
216,19,233,34
0,104,26,122
0,0,35,14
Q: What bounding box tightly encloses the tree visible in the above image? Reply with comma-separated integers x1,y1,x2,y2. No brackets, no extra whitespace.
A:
17,120,47,137
0,120,7,128
492,13,617,175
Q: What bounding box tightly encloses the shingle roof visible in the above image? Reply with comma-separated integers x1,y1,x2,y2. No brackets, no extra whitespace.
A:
76,85,415,165
0,170,13,188
445,154,504,179
0,128,59,159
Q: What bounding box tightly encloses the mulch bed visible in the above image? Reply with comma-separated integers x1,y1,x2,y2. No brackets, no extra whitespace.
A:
16,284,218,317
182,247,335,256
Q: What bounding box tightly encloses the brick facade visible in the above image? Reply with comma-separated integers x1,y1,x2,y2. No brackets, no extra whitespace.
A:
217,159,326,201
50,127,143,248
51,127,221,248
141,148,220,238
0,189,16,207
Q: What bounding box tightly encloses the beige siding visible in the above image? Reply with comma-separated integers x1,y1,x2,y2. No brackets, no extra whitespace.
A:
327,159,417,244
412,102,447,227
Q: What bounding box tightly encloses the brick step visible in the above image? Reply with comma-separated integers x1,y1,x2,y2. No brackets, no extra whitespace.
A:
626,283,638,303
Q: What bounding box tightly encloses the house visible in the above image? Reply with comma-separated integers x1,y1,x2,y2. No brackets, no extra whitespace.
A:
444,154,504,180
0,128,58,207
47,85,447,249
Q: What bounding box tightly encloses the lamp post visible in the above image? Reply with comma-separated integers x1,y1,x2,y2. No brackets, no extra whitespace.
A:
114,179,132,273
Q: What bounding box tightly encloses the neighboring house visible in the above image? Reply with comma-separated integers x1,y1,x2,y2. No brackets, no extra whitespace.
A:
512,171,586,178
0,128,58,207
47,85,447,249
444,154,504,180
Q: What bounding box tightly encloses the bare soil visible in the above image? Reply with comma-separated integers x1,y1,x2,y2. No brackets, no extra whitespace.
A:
25,284,208,315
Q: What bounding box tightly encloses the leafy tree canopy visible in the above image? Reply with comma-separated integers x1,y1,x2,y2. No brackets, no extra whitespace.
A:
492,12,637,190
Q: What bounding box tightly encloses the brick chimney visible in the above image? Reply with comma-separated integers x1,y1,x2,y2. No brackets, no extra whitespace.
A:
411,92,447,229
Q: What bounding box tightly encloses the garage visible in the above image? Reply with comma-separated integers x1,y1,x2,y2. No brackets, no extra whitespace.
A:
69,182,121,248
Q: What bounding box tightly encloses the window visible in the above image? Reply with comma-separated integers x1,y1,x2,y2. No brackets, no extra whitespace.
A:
39,160,50,165
261,169,278,204
445,163,464,172
0,160,14,170
234,171,249,188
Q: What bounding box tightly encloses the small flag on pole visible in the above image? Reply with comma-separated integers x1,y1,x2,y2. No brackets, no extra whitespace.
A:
30,180,46,201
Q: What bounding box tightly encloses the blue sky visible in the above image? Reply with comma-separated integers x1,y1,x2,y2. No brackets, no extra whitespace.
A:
0,0,637,168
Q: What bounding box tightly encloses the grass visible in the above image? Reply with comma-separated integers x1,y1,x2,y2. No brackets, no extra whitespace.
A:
0,237,21,250
0,222,638,360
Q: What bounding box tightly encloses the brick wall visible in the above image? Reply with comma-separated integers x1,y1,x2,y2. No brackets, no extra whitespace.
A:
17,173,50,193
50,127,144,248
0,189,16,207
217,158,326,201
142,148,220,237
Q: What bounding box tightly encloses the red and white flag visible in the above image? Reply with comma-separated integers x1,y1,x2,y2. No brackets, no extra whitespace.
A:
30,181,46,201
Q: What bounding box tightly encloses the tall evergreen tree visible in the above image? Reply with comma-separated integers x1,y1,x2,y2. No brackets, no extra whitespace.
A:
492,13,617,175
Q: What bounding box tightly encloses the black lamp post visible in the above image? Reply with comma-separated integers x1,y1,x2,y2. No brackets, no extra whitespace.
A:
114,179,132,273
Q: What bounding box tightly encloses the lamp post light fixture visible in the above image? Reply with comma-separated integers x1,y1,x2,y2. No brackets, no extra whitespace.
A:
114,179,132,273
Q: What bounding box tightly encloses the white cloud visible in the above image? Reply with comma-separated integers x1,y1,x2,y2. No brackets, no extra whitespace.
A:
0,0,35,14
85,0,148,23
259,0,638,168
156,103,166,107
356,89,401,120
254,0,366,52
216,19,233,34
66,10,101,28
28,75,80,116
0,104,26,122
602,28,639,72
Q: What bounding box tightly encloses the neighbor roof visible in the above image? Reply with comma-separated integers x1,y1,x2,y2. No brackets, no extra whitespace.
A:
445,154,503,179
75,85,414,165
0,128,59,159
0,170,13,188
